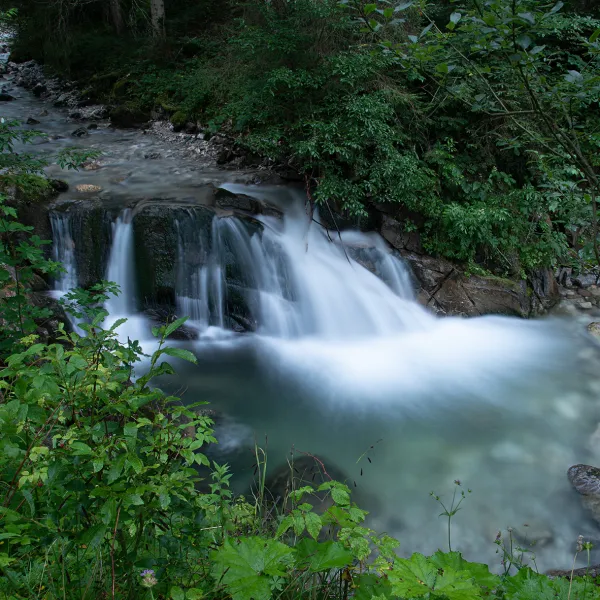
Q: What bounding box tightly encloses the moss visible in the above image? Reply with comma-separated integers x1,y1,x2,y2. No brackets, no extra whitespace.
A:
170,110,188,130
0,174,54,203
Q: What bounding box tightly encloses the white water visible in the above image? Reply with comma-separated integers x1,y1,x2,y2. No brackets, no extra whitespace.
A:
49,212,78,292
104,209,151,344
174,188,430,338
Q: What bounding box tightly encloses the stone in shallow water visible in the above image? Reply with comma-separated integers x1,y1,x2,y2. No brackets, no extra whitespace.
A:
75,184,102,193
579,301,594,310
588,322,600,338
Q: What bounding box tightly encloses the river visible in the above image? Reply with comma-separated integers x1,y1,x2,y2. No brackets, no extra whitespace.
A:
2,61,600,572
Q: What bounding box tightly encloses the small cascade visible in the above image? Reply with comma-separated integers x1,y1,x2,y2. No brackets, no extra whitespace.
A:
49,211,78,292
174,188,429,338
106,209,136,315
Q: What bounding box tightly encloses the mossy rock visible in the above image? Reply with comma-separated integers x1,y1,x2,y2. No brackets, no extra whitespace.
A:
170,110,188,132
110,104,150,128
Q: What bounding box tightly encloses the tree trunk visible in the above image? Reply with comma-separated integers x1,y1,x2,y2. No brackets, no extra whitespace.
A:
150,0,165,38
109,0,123,34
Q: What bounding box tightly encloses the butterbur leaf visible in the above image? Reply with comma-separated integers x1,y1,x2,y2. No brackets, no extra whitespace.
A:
296,539,354,571
388,553,481,600
211,538,294,600
430,551,500,589
170,587,185,600
364,3,377,15
354,574,393,600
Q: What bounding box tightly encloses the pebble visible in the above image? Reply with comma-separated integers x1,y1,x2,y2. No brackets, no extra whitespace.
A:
75,184,102,193
579,301,594,309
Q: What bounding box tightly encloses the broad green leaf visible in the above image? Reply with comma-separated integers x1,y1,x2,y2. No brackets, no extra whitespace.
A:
211,537,295,600
518,12,535,25
354,574,393,600
388,553,481,600
304,512,322,540
394,1,413,12
516,34,531,50
164,316,189,338
591,28,600,43
70,441,93,456
160,347,198,364
549,1,564,14
364,3,377,15
170,586,185,600
430,551,500,589
295,539,354,572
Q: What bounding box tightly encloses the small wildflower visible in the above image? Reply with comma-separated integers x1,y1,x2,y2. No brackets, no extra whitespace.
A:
577,535,584,553
141,569,158,588
495,531,502,543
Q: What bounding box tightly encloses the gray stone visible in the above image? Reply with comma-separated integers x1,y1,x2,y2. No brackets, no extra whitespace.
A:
579,301,593,310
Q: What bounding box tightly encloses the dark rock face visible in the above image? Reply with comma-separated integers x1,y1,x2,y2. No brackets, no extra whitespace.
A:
379,214,559,317
110,105,149,128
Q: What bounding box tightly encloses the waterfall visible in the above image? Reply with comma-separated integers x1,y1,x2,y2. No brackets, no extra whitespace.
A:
104,209,151,344
174,189,430,338
50,211,78,292
106,209,136,315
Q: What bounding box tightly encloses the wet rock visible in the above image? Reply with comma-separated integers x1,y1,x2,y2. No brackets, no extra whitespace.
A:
568,464,600,525
72,127,89,138
588,323,600,339
144,152,162,160
50,179,69,192
143,308,199,340
39,109,49,117
32,83,47,97
399,251,540,317
579,301,594,310
573,274,599,288
68,111,82,120
54,93,70,107
110,105,149,128
26,117,40,125
87,123,98,130
0,92,14,101
548,564,600,578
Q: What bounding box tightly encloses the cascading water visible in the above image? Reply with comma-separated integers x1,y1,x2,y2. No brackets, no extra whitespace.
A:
104,209,150,343
173,190,428,338
49,211,78,293
106,209,136,315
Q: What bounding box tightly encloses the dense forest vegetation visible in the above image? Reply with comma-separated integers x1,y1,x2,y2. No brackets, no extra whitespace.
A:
4,0,600,279
2,0,600,598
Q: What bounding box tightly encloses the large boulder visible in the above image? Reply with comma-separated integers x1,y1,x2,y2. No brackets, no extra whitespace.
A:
568,464,600,525
381,215,558,317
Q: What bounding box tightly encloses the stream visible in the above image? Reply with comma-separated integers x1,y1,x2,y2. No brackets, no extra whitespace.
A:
3,63,600,572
